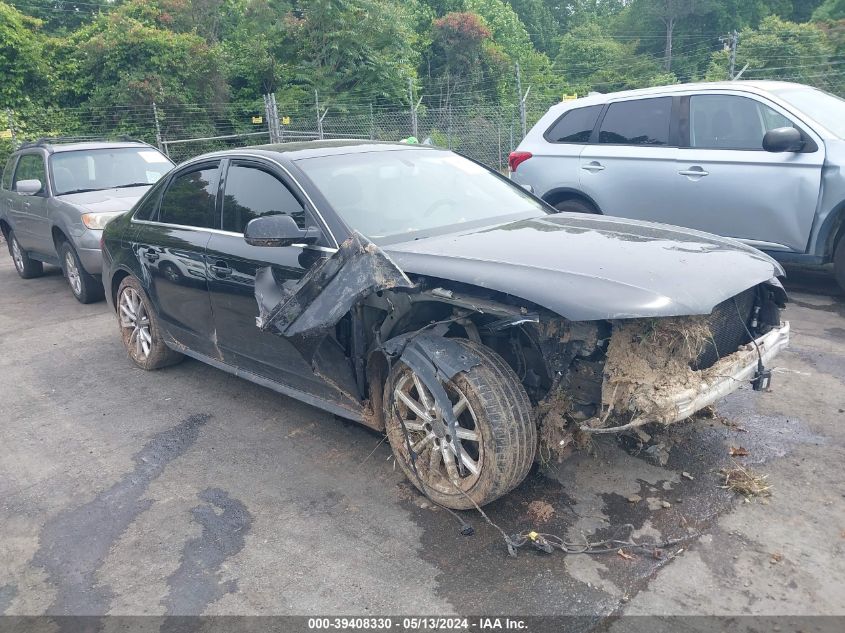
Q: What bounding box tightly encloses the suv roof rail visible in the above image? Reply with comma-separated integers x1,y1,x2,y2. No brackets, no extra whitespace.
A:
17,135,153,151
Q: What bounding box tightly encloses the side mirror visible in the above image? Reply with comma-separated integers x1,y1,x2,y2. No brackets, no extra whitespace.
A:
15,179,42,196
763,127,804,153
244,214,320,247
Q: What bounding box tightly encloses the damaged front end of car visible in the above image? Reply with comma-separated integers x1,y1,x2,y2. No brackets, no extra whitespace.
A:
253,232,789,466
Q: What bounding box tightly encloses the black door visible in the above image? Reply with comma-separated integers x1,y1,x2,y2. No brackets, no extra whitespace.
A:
206,160,358,404
130,162,220,357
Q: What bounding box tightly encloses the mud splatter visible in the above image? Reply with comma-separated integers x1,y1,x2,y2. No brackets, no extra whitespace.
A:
161,488,252,615
31,413,211,616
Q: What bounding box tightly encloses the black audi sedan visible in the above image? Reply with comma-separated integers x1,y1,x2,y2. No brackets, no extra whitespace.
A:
101,140,789,509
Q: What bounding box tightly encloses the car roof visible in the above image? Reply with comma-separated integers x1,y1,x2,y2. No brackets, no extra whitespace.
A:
16,139,157,155
245,139,437,160
555,80,810,108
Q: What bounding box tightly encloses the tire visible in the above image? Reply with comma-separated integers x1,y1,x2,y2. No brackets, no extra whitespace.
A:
554,198,598,214
835,235,845,293
383,338,536,510
8,230,43,279
116,275,184,370
59,241,104,304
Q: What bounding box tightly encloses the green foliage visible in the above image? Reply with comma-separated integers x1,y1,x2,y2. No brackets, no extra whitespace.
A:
813,0,845,22
706,16,835,90
555,22,676,94
0,1,48,108
4,0,845,152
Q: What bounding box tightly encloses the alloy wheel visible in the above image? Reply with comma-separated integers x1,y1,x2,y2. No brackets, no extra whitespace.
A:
119,287,152,359
11,237,24,273
392,369,483,495
64,251,82,297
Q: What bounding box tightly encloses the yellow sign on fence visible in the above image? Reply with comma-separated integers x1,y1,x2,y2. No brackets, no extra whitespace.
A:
282,116,291,125
562,93,578,101
0,129,12,139
251,115,263,124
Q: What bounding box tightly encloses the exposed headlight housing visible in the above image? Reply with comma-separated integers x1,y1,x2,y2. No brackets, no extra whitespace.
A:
81,212,124,230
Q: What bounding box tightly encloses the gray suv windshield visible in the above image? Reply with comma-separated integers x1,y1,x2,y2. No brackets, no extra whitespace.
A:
50,147,173,195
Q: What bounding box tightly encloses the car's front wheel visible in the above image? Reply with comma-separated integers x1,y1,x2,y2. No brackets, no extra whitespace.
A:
59,241,103,304
117,276,183,370
383,338,536,509
8,230,43,279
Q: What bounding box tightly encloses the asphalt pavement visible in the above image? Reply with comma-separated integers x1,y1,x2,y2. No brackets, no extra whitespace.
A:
0,251,843,632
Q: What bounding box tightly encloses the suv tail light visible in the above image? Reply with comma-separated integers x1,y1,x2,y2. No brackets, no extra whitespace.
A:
508,151,532,172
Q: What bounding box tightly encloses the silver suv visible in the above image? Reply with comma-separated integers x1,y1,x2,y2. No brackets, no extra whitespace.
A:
0,139,173,302
510,81,845,290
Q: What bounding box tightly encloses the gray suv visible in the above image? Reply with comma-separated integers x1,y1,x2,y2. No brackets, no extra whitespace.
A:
510,81,845,290
0,139,173,302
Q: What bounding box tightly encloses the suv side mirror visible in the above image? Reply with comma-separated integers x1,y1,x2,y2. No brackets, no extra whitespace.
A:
15,179,42,196
244,214,321,247
763,127,804,153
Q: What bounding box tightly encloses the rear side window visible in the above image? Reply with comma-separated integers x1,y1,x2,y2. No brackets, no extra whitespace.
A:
222,164,306,233
13,154,47,192
545,105,603,143
1,156,15,190
599,97,672,146
158,165,219,229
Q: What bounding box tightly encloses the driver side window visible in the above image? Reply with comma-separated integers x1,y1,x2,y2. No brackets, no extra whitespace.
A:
690,95,796,150
13,154,46,194
222,163,306,233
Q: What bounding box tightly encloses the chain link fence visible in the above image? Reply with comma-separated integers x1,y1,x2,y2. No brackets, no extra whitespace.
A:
3,98,548,172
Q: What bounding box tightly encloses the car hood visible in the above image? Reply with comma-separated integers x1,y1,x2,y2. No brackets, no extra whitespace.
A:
55,186,150,214
383,214,785,321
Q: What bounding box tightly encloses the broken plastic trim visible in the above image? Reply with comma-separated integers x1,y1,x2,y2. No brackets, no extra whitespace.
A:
255,231,415,337
382,333,482,477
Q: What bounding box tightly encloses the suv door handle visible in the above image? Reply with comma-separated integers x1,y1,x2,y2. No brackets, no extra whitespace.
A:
679,167,709,178
582,161,605,172
143,249,159,262
209,261,231,277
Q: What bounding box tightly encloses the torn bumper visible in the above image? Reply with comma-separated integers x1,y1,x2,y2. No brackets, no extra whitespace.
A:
650,321,790,425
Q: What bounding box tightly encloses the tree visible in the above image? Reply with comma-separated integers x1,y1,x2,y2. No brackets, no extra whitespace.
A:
282,0,421,104
555,21,676,94
813,0,845,21
637,0,710,71
6,1,115,32
705,16,834,90
0,1,48,108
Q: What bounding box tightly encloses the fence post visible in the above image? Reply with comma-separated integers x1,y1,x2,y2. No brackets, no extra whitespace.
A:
152,102,164,152
369,103,374,141
315,90,328,140
270,93,281,142
6,109,17,149
447,105,452,150
408,77,420,138
497,110,503,172
263,94,275,143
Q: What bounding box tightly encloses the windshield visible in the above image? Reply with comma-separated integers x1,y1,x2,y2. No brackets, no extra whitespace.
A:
770,86,845,139
295,149,548,240
50,147,174,195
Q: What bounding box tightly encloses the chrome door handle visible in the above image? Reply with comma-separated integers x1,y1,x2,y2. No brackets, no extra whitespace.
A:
582,161,605,172
679,168,709,177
